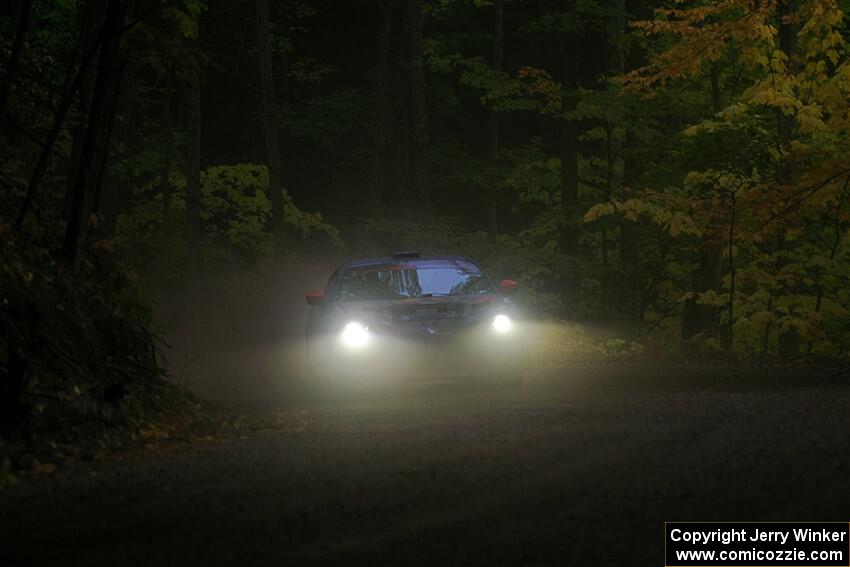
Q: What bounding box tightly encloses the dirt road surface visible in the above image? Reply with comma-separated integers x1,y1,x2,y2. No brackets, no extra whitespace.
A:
2,362,849,566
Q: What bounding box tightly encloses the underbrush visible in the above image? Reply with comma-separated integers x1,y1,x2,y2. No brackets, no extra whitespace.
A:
0,224,194,481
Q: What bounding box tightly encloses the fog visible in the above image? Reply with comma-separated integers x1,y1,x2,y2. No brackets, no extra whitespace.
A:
155,259,341,405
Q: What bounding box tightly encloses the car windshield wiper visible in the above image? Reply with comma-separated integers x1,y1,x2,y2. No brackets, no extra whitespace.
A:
420,292,452,297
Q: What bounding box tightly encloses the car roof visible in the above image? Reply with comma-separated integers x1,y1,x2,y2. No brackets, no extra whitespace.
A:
339,254,474,269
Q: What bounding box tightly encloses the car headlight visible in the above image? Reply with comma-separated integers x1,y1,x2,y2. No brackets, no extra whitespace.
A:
341,321,369,348
492,314,512,333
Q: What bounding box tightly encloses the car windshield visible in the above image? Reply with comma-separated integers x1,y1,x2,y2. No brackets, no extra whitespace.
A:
337,260,493,301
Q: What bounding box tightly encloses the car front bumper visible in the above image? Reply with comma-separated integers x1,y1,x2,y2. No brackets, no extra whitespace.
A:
308,326,527,380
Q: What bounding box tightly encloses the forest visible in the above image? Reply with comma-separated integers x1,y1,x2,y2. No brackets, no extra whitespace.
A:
2,0,850,431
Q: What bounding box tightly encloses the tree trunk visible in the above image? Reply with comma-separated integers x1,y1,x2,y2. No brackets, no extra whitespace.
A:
63,0,105,221
159,71,173,216
807,190,845,354
185,68,202,266
681,63,724,342
0,0,34,128
559,0,579,257
90,66,123,226
486,0,504,238
775,0,800,359
775,230,800,358
723,188,737,349
680,226,724,341
15,1,104,228
256,0,286,260
559,98,578,255
600,0,625,310
379,0,431,222
99,61,136,234
62,0,128,266
406,0,430,221
620,128,640,320
559,121,578,256
620,0,648,321
368,1,392,219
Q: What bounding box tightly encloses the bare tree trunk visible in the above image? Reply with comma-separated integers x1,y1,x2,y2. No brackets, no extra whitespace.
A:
775,230,801,357
807,194,845,354
256,0,286,260
620,0,647,322
776,0,800,359
379,0,430,222
680,225,723,342
486,0,504,238
406,0,430,221
15,3,105,228
185,69,201,266
368,1,392,219
723,188,737,349
159,71,173,216
762,295,773,354
559,0,578,257
681,63,724,342
99,60,136,234
559,102,578,255
62,0,128,266
0,0,34,128
63,0,105,220
601,1,625,310
388,1,407,216
91,65,124,224
620,129,640,320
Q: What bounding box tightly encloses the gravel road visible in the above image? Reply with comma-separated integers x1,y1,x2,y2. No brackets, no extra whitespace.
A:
2,361,850,566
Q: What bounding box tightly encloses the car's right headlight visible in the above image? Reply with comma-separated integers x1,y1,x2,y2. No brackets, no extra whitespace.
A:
340,321,369,348
492,314,512,333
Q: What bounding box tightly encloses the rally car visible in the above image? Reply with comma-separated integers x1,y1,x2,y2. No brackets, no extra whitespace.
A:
304,252,525,383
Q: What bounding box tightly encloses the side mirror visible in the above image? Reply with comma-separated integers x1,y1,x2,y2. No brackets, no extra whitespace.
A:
305,290,326,306
499,279,519,295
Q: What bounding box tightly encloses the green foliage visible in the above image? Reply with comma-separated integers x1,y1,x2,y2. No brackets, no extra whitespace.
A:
275,88,369,146
616,0,850,354
114,163,343,281
585,193,702,238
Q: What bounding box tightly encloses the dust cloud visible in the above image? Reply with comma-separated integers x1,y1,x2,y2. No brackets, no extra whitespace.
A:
154,258,634,405
155,259,340,405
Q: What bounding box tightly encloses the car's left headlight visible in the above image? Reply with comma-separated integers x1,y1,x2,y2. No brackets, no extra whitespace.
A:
341,321,369,348
492,314,512,333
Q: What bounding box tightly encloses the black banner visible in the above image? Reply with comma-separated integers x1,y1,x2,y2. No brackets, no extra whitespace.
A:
665,522,850,566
